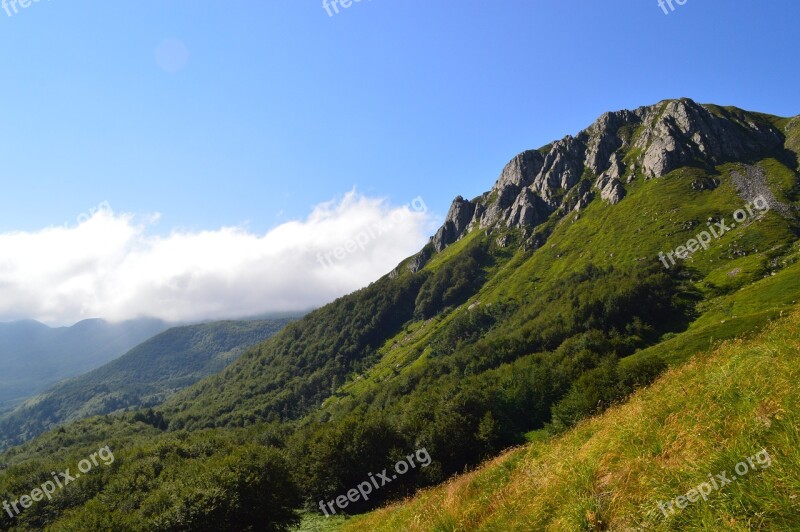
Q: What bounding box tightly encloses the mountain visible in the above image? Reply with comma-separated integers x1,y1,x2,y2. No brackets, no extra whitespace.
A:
428,99,791,256
161,98,799,432
0,318,294,450
0,318,168,411
0,98,797,530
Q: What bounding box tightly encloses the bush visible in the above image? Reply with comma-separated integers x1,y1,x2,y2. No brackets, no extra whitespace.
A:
549,353,667,433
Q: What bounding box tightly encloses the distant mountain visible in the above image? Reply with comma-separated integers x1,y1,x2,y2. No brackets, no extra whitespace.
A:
0,318,168,411
0,318,294,449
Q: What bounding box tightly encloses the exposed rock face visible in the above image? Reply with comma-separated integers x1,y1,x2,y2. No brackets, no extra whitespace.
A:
402,246,434,275
583,110,636,175
433,196,476,252
428,98,790,254
531,136,585,205
507,188,551,228
495,150,544,191
595,152,626,204
633,99,783,178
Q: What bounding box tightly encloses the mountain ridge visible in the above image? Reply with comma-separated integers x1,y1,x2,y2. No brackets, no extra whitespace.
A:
0,317,169,411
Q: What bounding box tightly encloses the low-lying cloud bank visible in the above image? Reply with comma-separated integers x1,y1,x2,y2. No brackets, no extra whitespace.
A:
0,192,438,325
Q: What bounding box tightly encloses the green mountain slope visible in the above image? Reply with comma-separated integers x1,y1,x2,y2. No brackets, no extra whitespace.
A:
0,319,293,450
345,307,800,531
0,98,798,530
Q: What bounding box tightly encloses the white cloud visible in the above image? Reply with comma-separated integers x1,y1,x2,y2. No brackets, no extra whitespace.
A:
0,192,439,325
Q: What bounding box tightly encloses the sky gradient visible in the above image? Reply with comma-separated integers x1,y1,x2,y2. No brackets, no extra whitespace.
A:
0,0,797,324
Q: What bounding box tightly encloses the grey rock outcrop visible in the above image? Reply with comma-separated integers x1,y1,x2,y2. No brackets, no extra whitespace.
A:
583,110,635,175
531,136,585,205
595,152,626,204
633,99,783,178
433,196,476,252
507,188,551,228
495,150,544,191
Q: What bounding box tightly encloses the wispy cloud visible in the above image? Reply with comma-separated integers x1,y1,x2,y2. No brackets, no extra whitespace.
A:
0,192,438,325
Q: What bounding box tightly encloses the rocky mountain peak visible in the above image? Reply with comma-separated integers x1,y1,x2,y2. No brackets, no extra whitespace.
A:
426,98,790,260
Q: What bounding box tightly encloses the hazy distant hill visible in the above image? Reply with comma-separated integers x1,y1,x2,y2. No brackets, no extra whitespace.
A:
0,318,168,411
0,318,294,449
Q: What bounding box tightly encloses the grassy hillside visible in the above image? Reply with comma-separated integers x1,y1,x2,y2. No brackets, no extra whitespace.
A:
0,319,293,450
346,307,800,531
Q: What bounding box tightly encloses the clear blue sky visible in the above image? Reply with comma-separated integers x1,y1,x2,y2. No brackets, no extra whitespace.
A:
0,0,798,234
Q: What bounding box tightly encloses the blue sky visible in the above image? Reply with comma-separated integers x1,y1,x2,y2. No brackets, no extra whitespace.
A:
0,0,797,324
